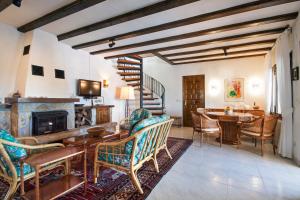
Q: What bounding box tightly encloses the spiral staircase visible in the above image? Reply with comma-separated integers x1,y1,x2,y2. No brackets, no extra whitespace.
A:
116,55,165,115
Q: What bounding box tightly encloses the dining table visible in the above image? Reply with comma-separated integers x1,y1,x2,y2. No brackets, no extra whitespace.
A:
206,111,254,145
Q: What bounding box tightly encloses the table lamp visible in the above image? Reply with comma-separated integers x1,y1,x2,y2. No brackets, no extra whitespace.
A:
119,86,135,117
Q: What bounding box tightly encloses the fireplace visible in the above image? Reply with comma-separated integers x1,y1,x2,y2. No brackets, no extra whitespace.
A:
32,110,68,136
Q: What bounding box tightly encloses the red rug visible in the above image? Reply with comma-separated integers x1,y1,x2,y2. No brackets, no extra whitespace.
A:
0,137,192,200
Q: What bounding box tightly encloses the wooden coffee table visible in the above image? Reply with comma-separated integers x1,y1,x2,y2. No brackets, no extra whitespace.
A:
20,146,87,200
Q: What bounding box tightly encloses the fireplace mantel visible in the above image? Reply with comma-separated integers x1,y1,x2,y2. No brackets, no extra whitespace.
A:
5,97,80,104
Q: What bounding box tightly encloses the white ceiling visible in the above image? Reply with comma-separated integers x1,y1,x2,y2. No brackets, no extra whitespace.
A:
0,0,300,64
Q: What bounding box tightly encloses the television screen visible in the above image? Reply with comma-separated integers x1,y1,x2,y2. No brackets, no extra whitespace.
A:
78,79,101,97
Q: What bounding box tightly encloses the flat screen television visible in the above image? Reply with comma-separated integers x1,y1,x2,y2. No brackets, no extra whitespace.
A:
77,79,101,97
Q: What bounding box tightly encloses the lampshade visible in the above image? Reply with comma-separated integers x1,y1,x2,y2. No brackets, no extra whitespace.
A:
119,86,135,100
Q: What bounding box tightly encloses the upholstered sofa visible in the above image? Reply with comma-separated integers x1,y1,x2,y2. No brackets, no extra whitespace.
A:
0,129,66,200
94,114,174,194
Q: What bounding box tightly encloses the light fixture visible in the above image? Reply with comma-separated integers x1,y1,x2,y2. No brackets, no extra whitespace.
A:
13,0,22,7
223,48,228,56
103,80,109,88
119,86,135,117
108,39,115,48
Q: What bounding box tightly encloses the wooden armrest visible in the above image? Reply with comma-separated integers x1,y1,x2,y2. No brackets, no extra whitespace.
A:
94,134,136,152
17,137,39,145
0,139,64,149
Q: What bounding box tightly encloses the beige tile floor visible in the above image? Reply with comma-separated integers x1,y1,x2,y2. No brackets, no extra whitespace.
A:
147,127,300,200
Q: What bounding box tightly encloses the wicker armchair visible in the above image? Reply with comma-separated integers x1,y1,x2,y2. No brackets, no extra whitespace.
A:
94,117,174,194
0,130,66,200
237,115,278,156
200,113,223,147
191,111,201,141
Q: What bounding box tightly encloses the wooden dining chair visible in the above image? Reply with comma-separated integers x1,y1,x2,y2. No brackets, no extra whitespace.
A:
200,113,223,147
237,115,279,156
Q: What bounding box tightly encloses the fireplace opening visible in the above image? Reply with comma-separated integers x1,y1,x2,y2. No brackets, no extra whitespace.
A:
32,110,68,136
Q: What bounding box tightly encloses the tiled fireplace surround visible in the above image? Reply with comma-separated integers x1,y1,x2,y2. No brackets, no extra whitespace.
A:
2,98,78,137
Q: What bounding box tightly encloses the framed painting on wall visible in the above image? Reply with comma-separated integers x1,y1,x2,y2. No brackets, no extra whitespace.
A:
224,78,244,102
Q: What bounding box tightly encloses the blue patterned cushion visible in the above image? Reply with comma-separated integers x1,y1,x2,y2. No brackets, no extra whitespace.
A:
98,146,130,168
129,109,152,132
0,157,33,177
0,129,27,161
125,115,170,164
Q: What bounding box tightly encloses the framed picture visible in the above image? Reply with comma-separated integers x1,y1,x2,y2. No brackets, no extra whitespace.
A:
93,96,104,105
224,78,244,102
292,67,299,81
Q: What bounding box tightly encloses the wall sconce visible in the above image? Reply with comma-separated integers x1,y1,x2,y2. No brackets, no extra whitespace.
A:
208,80,221,97
103,80,109,88
248,77,263,96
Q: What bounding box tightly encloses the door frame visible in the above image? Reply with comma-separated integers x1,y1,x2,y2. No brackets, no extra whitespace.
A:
182,75,205,127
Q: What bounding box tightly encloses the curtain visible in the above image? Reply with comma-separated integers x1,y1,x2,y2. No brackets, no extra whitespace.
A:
276,30,293,158
264,52,272,112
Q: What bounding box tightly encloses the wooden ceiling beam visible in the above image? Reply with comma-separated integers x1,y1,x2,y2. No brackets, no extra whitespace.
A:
173,54,266,65
89,13,296,54
57,0,199,41
18,0,107,33
170,47,271,62
163,39,276,57
152,52,174,65
101,27,285,58
0,0,12,12
72,0,300,48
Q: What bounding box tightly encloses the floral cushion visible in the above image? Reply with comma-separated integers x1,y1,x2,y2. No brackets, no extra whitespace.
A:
98,146,130,168
129,109,152,132
0,129,27,161
125,115,170,165
0,129,31,177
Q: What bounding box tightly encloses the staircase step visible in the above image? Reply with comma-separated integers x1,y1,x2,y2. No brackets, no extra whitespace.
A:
143,92,152,96
143,102,161,105
118,72,140,76
143,97,159,100
118,59,141,65
134,88,146,91
143,107,164,110
122,78,140,82
117,66,141,71
127,55,142,61
128,82,140,87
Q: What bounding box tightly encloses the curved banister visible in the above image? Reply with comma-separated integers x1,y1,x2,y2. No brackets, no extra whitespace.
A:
143,73,165,110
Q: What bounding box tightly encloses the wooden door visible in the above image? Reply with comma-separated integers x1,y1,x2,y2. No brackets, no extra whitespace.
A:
182,75,205,127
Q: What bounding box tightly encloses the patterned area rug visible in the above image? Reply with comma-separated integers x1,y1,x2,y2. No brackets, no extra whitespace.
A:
0,137,192,200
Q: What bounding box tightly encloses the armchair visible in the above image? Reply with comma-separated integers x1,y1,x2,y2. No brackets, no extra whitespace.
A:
94,116,173,194
237,115,278,156
199,113,223,147
0,129,66,200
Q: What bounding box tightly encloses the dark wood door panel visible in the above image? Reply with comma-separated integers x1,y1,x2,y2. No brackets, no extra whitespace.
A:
182,75,205,127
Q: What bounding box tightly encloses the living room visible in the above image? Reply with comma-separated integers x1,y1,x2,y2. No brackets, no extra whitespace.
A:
1,0,300,200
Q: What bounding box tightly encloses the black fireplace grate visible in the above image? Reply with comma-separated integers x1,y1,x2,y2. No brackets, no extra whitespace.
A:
32,110,68,136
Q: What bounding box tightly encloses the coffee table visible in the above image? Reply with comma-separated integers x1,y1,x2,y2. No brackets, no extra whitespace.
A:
20,146,87,200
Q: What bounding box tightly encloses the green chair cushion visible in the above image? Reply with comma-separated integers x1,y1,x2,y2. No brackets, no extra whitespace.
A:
0,129,27,161
129,109,152,132
125,115,170,165
98,146,130,168
0,157,33,177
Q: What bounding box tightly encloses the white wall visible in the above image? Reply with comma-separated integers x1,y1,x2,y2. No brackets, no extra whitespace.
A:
0,24,127,122
291,16,300,165
0,23,23,101
143,56,266,116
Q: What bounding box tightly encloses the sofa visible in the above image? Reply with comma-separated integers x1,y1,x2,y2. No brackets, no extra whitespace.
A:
94,114,174,194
